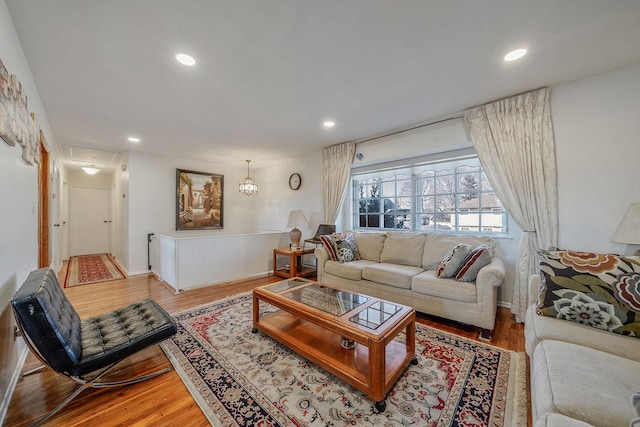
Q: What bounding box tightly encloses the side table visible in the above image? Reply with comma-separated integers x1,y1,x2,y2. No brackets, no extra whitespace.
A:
273,247,316,278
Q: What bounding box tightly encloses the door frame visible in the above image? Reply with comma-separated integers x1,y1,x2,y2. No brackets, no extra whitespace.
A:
38,133,50,268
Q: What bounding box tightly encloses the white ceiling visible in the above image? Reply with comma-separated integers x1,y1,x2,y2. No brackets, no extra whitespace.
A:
6,0,640,170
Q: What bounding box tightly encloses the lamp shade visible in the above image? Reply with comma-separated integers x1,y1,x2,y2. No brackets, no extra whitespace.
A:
287,210,307,228
611,202,640,245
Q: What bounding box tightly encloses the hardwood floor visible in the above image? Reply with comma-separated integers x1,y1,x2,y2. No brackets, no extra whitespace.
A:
5,267,529,426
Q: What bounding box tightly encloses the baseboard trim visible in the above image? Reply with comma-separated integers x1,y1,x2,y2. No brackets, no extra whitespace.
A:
497,300,512,309
0,346,28,425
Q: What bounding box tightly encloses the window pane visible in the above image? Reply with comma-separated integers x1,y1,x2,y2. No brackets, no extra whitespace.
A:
352,156,507,233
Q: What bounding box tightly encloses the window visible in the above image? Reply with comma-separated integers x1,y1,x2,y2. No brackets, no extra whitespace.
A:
352,156,507,234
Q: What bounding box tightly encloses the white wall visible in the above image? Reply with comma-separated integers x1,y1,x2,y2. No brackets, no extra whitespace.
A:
113,153,129,267
122,150,322,274
352,118,472,167
253,152,322,236
0,1,59,420
552,63,640,254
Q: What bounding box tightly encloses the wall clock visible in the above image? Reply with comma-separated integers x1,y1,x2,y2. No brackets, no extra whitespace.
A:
289,173,302,190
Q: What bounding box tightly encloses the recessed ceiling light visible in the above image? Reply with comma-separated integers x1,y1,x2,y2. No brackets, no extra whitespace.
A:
504,48,527,62
323,121,335,127
128,137,141,143
176,53,196,66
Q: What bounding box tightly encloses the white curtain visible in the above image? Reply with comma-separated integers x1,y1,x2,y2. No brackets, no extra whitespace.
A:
464,88,558,322
322,142,356,224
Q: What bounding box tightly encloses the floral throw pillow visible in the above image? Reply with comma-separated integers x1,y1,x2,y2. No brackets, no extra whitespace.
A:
332,232,361,261
344,233,361,260
319,234,355,264
537,250,640,338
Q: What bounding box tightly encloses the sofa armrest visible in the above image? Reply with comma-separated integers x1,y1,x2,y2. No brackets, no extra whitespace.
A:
314,247,330,282
474,257,506,332
476,257,506,289
529,273,541,307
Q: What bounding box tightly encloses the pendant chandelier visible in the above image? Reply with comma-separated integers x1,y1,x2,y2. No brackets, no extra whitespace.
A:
239,160,258,196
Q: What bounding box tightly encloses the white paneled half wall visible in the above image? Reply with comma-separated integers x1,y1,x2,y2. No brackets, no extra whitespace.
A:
151,232,289,292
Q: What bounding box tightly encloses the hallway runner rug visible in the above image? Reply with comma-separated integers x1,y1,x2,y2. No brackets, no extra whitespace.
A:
64,253,126,288
161,293,528,427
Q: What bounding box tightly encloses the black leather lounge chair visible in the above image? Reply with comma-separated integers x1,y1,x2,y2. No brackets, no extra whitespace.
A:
11,267,177,426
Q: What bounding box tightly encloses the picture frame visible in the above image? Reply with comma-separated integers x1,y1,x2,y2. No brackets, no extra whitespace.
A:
176,168,224,230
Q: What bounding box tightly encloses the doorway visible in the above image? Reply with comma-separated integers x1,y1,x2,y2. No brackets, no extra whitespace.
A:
69,186,111,256
38,138,50,268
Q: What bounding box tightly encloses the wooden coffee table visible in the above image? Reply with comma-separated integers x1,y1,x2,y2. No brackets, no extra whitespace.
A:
252,278,417,411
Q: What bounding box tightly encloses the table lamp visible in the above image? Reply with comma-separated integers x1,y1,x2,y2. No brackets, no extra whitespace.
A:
611,202,640,255
287,210,307,249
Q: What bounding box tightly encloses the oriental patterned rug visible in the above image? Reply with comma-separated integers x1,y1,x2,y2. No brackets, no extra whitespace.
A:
64,253,126,288
161,293,527,427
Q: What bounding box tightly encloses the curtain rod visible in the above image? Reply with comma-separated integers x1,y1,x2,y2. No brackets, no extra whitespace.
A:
354,114,464,146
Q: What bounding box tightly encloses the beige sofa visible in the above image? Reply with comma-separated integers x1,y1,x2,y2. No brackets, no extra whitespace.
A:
525,274,640,427
314,231,506,338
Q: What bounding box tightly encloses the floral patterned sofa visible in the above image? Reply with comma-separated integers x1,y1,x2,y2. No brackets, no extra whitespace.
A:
525,250,640,427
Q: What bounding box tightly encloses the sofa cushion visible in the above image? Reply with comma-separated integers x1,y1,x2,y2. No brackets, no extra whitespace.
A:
362,263,424,290
325,259,377,281
537,250,640,338
455,244,493,282
524,303,640,361
422,233,495,270
352,232,386,262
411,270,477,303
531,340,640,427
379,232,426,267
534,413,595,427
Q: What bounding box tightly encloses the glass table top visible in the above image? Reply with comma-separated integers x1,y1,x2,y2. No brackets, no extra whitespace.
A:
349,301,402,329
279,283,370,316
263,280,403,328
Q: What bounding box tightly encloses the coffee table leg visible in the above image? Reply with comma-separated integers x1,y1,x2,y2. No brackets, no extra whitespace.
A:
375,400,386,412
252,293,260,333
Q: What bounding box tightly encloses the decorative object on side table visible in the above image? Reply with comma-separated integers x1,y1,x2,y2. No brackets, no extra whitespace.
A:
611,202,640,255
287,209,307,249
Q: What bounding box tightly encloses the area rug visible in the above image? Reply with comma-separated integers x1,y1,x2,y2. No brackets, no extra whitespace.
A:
64,253,126,288
161,293,527,427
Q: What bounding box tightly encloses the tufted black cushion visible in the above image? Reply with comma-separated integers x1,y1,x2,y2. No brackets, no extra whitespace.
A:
12,267,82,373
75,299,176,376
12,267,177,378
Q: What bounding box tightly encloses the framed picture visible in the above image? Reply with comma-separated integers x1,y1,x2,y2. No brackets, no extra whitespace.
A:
176,168,224,230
